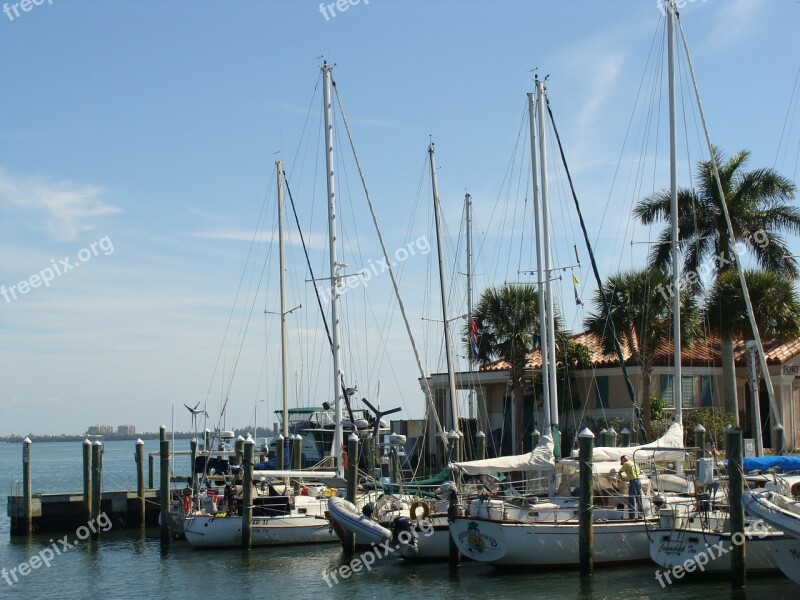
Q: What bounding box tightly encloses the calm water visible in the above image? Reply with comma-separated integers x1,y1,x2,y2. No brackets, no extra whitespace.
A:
0,440,796,599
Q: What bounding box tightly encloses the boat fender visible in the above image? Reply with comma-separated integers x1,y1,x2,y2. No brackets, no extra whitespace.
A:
323,487,336,498
409,500,430,521
183,495,191,514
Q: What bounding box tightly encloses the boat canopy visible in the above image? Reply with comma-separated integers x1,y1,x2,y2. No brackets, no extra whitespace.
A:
450,435,556,475
592,422,685,463
739,456,800,472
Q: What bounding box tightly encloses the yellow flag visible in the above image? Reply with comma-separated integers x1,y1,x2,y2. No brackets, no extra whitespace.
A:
572,274,580,285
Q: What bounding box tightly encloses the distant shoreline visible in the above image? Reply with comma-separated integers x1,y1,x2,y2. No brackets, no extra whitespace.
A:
0,428,268,444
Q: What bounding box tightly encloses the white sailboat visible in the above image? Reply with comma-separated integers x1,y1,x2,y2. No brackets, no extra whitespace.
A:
185,64,349,547
647,0,787,576
448,50,691,566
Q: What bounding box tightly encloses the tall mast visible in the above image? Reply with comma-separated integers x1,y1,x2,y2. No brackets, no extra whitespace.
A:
322,63,344,477
429,143,460,434
667,1,683,424
536,78,560,441
465,192,475,421
277,160,289,440
528,91,552,436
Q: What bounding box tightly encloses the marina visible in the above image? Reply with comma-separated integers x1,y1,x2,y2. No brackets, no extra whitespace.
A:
4,1,800,598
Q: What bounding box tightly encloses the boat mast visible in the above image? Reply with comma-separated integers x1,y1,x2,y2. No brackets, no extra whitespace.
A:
465,192,476,422
667,0,683,425
429,143,461,437
536,78,559,446
277,160,290,441
322,63,344,477
528,90,552,438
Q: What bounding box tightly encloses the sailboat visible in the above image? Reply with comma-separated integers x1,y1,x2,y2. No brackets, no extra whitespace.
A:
184,65,350,546
324,143,467,560
450,61,684,567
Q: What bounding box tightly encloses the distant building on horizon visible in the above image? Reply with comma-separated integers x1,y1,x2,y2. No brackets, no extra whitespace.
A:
87,424,114,436
117,424,135,435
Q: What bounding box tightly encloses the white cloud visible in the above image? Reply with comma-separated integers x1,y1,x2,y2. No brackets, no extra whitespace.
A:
708,0,764,47
185,229,328,249
0,168,120,241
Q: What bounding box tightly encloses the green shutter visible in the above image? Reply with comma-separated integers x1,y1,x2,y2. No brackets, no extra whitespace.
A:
661,374,674,407
595,376,609,409
701,375,713,407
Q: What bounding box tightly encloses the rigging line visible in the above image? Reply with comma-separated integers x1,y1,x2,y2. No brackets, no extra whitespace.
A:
774,63,800,170
204,169,274,418
283,171,334,351
677,14,783,441
545,98,648,443
332,78,446,441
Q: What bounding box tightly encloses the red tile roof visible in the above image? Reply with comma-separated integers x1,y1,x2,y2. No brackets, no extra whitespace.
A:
479,332,800,372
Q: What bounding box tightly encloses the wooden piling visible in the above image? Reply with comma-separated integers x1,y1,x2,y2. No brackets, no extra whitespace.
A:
448,488,461,570
160,437,171,547
241,437,255,550
606,428,617,448
276,433,285,470
148,454,155,490
22,437,32,535
91,440,102,539
578,427,594,576
773,424,785,456
204,428,211,452
234,435,245,467
160,425,167,442
620,427,630,447
475,431,486,460
366,433,375,479
694,424,706,461
190,437,198,491
82,438,92,523
598,428,607,448
727,427,745,589
135,439,146,528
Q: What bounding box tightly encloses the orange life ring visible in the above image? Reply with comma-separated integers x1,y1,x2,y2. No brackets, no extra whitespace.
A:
183,495,191,514
410,500,430,521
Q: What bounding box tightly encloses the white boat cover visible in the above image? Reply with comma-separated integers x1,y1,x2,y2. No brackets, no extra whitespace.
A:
450,435,556,475
592,422,685,463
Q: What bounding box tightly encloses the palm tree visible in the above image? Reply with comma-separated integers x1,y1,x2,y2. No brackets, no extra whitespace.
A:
706,270,800,434
634,148,799,416
468,284,587,452
469,284,544,403
584,268,700,435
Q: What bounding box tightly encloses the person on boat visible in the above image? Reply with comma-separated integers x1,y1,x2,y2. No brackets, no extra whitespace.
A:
617,455,643,519
224,480,237,513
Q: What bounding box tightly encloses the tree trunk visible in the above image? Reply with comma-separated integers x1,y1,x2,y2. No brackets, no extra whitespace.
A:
721,333,740,425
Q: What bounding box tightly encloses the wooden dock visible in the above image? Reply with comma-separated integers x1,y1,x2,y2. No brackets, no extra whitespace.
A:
6,489,164,535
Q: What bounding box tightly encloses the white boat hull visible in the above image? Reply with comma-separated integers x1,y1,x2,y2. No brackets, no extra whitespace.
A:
773,537,800,585
744,490,800,538
184,514,337,547
449,517,652,567
649,528,780,573
184,495,338,547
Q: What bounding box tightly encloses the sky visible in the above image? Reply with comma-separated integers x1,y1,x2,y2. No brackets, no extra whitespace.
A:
1,0,799,436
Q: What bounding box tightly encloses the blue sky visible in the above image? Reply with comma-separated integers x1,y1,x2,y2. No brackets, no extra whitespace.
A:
1,0,798,436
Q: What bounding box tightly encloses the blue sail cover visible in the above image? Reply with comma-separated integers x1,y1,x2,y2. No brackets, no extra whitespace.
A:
739,456,800,472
